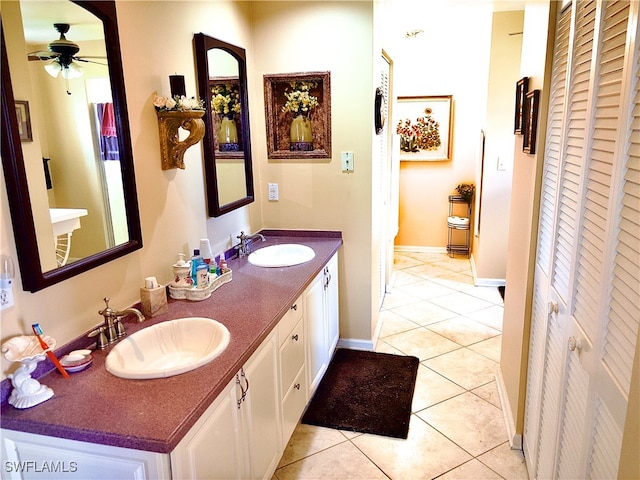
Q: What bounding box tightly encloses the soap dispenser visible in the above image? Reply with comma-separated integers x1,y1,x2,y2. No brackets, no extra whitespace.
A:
172,253,192,287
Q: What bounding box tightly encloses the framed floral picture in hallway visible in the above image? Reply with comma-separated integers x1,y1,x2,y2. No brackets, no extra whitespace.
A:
396,95,453,161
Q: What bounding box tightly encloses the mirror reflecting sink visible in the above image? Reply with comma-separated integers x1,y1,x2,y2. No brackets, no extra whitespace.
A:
248,244,315,268
105,317,230,379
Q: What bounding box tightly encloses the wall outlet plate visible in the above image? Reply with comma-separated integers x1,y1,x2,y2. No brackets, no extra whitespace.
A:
341,152,354,172
268,183,279,201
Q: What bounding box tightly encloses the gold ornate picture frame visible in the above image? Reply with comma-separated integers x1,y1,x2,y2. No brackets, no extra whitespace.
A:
263,71,331,159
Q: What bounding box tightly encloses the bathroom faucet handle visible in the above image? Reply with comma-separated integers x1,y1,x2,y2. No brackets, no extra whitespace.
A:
88,326,108,350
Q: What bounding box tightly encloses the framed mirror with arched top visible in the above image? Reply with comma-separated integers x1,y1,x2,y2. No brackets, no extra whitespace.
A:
194,33,254,217
1,0,142,293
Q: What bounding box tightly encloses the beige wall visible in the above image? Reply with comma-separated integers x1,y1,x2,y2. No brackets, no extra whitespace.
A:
390,2,493,249
249,1,375,342
472,10,523,283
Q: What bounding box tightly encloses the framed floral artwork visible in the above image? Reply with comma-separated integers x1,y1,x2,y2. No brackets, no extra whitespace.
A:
209,77,243,159
263,71,331,159
514,77,528,134
396,95,453,161
523,89,540,154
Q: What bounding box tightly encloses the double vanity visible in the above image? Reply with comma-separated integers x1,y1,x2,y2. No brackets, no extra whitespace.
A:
0,230,342,479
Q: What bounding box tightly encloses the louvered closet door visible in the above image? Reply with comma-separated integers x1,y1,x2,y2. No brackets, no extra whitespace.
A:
526,0,640,478
523,3,571,478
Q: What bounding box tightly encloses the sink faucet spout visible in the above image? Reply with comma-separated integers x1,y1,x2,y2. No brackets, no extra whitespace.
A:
235,231,266,258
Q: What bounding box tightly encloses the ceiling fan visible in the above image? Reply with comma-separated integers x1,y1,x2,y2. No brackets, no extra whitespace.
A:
27,23,106,90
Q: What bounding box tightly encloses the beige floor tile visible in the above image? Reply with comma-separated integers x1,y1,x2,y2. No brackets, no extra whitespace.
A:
431,258,473,274
397,278,458,301
472,380,502,409
374,339,405,356
378,309,420,337
437,459,503,479
384,327,461,361
426,316,501,346
477,442,529,480
428,291,495,315
277,424,348,468
387,300,458,326
275,441,387,480
405,263,455,279
391,269,423,287
411,365,465,412
466,305,505,331
380,289,423,309
424,347,498,390
459,284,505,305
468,336,502,363
352,416,472,480
417,392,507,457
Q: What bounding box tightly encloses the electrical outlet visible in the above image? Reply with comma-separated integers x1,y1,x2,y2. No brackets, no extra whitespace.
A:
341,152,354,172
268,183,279,201
497,156,506,171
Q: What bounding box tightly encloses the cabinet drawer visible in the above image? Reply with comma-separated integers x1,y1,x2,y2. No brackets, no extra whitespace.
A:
280,319,304,396
278,295,303,346
281,366,307,446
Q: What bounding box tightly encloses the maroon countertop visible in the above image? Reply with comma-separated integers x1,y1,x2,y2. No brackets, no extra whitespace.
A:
0,231,342,454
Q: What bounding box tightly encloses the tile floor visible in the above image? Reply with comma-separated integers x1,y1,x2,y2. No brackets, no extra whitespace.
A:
274,251,529,480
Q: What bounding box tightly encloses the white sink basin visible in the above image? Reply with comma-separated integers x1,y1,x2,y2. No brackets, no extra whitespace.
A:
248,244,315,268
105,317,230,379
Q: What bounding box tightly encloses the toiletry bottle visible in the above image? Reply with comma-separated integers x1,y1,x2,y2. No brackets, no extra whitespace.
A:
219,252,228,273
196,263,209,289
191,249,203,284
199,238,213,265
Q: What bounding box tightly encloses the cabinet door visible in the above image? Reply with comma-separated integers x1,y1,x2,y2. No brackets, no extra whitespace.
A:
171,377,245,480
325,254,339,357
1,429,170,480
305,270,327,396
242,331,282,480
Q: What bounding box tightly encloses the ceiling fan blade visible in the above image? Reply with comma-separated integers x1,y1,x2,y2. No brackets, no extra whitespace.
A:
72,57,108,66
27,51,60,61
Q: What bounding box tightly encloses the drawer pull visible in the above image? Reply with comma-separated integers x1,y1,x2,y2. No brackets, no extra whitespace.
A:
291,304,298,311
291,334,299,341
294,383,301,390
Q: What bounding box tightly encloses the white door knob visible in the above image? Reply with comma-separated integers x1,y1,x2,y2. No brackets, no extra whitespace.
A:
568,336,582,352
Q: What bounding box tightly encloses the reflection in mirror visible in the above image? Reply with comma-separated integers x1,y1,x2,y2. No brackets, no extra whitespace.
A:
1,1,142,292
194,33,254,217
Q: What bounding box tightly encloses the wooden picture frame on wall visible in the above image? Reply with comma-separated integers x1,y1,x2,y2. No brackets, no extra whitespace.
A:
396,95,453,161
523,89,540,154
15,100,32,142
263,71,331,159
514,77,529,134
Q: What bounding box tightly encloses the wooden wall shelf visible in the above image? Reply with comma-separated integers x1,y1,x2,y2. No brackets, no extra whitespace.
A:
156,110,205,170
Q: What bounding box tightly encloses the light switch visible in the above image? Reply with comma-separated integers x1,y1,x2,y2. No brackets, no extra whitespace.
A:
268,183,279,201
497,156,506,171
341,152,354,172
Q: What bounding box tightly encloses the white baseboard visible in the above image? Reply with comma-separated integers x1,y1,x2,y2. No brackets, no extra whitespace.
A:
337,338,375,351
496,370,523,451
394,245,448,254
470,255,506,287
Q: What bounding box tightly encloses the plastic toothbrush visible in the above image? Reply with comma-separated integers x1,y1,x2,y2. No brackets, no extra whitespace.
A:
32,323,69,379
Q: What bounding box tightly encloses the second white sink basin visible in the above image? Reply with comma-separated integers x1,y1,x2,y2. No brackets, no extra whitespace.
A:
248,244,315,268
105,317,230,380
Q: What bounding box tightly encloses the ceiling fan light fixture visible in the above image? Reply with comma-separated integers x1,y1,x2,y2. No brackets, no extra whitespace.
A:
61,62,83,79
44,60,62,78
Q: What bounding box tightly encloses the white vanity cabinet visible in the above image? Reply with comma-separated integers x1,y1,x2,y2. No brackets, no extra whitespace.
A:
0,429,171,479
304,253,339,396
171,330,281,480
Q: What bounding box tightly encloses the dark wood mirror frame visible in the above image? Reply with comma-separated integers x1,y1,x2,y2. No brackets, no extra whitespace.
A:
194,33,254,217
1,1,142,293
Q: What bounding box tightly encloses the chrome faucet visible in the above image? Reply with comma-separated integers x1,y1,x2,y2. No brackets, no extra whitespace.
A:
94,297,145,347
235,231,266,258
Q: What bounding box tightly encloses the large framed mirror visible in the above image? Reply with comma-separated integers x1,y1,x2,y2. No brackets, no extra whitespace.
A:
194,33,254,217
1,0,142,293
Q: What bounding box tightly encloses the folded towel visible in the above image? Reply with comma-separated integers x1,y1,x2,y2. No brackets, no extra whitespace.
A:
101,103,117,137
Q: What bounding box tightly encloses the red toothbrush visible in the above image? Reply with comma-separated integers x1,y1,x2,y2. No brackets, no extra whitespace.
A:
32,323,69,379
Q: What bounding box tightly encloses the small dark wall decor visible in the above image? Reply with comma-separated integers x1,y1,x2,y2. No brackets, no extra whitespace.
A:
263,71,331,159
15,100,32,142
514,77,529,134
375,87,385,135
523,89,540,154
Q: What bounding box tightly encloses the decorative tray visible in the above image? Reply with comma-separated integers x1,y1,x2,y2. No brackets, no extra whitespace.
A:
168,269,232,301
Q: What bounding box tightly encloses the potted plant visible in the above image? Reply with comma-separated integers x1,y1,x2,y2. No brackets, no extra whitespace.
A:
455,183,475,203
